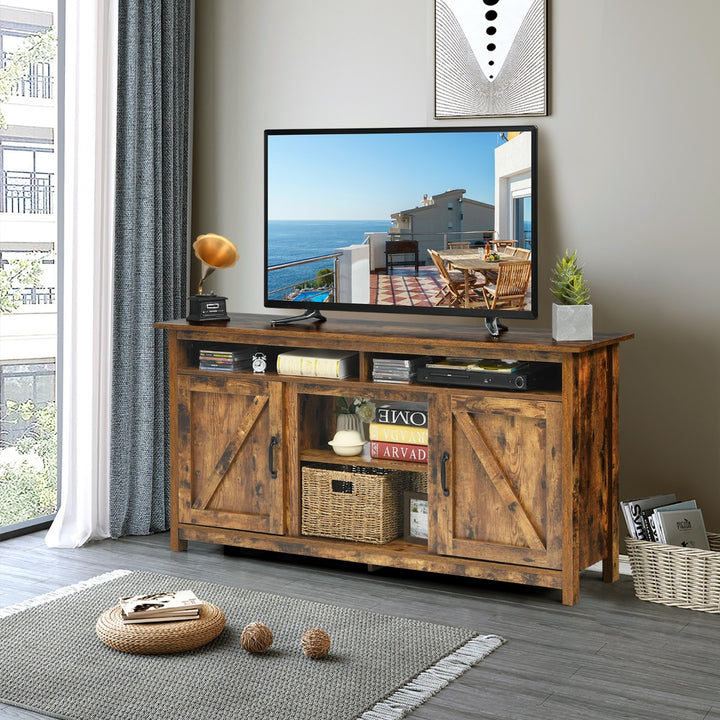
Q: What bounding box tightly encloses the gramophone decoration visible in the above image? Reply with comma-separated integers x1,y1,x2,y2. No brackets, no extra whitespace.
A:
186,233,239,322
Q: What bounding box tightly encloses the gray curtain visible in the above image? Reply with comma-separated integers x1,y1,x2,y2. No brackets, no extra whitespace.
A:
109,0,193,537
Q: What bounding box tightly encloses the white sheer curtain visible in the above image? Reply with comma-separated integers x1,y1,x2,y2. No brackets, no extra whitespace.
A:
45,0,118,548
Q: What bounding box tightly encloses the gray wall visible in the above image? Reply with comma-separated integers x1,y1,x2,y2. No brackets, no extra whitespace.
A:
192,1,720,531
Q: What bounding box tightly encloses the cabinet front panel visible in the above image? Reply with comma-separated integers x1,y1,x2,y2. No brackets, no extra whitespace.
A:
431,394,563,568
177,375,284,534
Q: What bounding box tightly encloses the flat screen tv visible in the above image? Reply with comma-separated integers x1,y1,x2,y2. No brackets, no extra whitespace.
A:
264,126,537,335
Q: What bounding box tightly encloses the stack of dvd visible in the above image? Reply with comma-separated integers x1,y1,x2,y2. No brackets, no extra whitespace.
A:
372,355,434,384
199,348,254,371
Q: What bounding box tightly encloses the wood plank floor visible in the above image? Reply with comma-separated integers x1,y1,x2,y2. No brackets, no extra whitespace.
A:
1,530,719,720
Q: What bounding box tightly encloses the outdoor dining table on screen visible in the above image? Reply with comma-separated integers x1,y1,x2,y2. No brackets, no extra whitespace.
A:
436,248,527,309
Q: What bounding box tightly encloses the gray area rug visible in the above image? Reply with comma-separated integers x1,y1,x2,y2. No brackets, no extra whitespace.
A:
0,570,504,720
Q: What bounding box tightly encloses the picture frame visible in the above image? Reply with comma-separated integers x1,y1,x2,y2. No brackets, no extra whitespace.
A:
435,0,548,118
404,491,429,545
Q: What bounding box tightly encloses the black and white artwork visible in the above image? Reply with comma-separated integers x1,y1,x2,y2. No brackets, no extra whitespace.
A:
435,0,547,118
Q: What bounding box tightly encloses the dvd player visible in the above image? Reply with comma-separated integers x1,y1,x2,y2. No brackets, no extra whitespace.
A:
416,363,556,391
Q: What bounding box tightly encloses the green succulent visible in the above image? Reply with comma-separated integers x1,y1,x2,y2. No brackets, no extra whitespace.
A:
550,250,591,305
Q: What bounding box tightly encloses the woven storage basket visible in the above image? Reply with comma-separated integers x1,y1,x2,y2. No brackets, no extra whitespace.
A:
302,465,412,544
626,532,720,613
394,469,428,494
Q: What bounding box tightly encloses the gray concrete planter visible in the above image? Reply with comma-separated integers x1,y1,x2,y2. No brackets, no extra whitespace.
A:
552,303,593,341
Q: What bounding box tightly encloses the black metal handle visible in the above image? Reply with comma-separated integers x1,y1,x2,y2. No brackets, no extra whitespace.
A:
269,435,279,479
440,451,450,496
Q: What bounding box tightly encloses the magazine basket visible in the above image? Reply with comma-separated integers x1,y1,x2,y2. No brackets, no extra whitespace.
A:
301,465,425,544
626,532,720,613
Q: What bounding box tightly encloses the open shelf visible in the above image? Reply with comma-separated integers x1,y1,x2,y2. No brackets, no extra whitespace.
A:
300,447,428,473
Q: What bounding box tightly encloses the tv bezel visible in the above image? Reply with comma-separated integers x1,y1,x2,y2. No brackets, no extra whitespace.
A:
263,125,538,324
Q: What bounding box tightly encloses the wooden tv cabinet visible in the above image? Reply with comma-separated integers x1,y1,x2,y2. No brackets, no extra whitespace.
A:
157,314,633,605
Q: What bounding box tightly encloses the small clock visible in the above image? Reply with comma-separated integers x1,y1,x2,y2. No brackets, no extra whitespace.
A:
252,352,267,374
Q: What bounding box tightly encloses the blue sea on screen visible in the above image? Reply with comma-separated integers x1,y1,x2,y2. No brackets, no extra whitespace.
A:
267,219,388,299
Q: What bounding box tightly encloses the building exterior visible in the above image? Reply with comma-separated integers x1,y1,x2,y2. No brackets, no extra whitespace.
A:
493,131,532,248
389,188,495,245
387,132,533,254
0,0,57,443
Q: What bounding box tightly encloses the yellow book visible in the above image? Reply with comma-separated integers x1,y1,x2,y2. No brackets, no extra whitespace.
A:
368,423,428,445
276,349,358,379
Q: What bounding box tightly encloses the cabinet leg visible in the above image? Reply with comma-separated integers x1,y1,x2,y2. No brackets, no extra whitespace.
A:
561,575,579,606
602,555,619,583
170,530,187,552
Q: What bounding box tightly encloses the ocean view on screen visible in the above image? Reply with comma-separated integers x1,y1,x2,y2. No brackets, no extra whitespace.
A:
265,127,536,315
267,219,389,300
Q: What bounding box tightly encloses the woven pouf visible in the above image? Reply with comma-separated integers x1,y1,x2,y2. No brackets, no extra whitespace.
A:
95,602,226,655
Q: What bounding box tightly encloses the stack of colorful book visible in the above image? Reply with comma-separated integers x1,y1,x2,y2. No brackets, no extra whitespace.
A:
368,401,428,464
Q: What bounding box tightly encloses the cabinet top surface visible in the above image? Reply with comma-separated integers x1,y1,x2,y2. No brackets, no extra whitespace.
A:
157,314,633,356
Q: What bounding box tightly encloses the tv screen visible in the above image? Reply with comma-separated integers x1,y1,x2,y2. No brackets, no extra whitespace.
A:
264,126,537,329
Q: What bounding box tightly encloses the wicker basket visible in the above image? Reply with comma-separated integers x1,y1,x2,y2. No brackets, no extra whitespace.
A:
626,533,720,613
302,465,416,544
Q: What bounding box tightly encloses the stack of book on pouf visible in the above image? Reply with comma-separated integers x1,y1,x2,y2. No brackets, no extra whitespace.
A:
119,590,204,624
369,401,428,464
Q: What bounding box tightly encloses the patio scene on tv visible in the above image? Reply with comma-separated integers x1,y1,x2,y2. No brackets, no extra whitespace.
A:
265,129,535,313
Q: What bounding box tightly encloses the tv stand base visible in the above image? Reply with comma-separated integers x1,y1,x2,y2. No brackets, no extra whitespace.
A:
485,316,509,338
271,308,327,326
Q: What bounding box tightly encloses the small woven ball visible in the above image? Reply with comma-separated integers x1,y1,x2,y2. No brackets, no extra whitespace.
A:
241,622,273,653
301,627,331,659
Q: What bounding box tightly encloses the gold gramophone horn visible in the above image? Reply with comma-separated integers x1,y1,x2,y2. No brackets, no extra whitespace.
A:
193,233,239,295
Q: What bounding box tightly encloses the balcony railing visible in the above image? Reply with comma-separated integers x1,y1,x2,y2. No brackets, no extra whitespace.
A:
1,171,55,214
387,230,532,259
10,286,56,305
267,253,341,301
1,54,54,99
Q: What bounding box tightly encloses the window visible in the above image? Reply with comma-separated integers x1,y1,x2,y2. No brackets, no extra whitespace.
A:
0,0,58,535
0,360,55,442
1,29,54,100
513,195,531,249
1,138,55,213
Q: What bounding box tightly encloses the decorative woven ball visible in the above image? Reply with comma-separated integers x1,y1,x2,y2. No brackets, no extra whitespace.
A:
240,622,273,653
301,627,331,659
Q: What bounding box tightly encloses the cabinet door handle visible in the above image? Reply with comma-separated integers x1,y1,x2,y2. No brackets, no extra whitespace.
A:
440,451,450,496
269,435,279,479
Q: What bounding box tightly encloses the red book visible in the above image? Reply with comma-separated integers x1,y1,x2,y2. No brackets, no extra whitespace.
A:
369,441,428,464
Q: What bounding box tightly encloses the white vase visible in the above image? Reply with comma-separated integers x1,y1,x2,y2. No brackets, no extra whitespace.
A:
336,412,364,440
552,303,593,341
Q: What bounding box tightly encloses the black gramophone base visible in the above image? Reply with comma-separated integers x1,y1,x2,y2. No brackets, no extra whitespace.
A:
186,294,230,322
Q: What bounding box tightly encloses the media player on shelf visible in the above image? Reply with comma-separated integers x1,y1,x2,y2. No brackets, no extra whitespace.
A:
417,357,557,391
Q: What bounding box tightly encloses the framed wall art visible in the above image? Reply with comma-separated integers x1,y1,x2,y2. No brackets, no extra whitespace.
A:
435,0,547,118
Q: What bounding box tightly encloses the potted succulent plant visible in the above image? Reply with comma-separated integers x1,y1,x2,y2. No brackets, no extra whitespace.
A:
550,250,593,341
